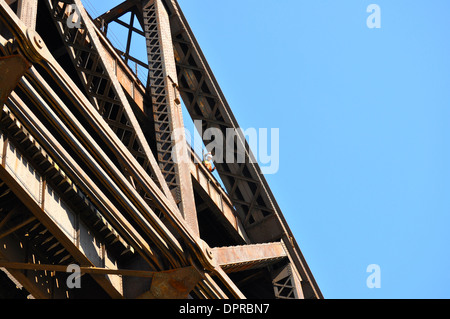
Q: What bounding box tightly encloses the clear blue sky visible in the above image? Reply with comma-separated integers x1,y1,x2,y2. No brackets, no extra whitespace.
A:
86,0,450,299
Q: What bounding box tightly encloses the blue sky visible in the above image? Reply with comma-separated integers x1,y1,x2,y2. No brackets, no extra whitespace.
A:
86,0,450,299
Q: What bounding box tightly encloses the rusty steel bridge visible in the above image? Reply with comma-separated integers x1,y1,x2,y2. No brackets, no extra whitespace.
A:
0,0,322,299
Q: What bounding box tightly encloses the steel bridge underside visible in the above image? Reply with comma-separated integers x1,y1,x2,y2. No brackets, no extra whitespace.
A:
0,0,322,299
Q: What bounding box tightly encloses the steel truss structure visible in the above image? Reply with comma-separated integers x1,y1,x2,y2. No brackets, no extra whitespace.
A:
0,0,322,299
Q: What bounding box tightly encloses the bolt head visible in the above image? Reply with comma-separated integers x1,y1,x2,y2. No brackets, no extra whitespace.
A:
34,35,43,49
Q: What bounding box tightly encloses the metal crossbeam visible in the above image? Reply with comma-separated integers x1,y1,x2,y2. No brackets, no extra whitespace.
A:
211,242,287,273
0,261,193,279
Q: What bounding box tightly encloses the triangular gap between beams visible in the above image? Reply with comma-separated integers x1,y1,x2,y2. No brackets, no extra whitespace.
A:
181,99,228,194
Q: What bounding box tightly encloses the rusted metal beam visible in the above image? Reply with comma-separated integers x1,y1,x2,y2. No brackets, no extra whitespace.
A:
0,204,17,230
16,57,239,299
31,3,203,268
0,259,205,299
18,68,185,267
46,0,178,211
5,90,164,271
211,242,287,273
0,216,36,240
143,0,198,236
0,0,192,268
137,266,203,299
96,0,140,25
37,4,242,297
0,55,30,106
0,261,197,279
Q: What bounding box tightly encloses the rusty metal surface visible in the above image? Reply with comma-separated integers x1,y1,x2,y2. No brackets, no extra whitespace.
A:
0,0,322,299
0,55,30,105
46,0,178,210
211,242,287,273
143,0,198,236
138,266,203,299
0,108,125,298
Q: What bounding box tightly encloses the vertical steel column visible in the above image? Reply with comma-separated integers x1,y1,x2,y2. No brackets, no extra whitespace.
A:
143,0,198,236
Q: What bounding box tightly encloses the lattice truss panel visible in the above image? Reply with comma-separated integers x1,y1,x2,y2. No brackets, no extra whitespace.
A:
174,40,276,229
143,2,178,194
272,264,302,299
46,0,166,202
